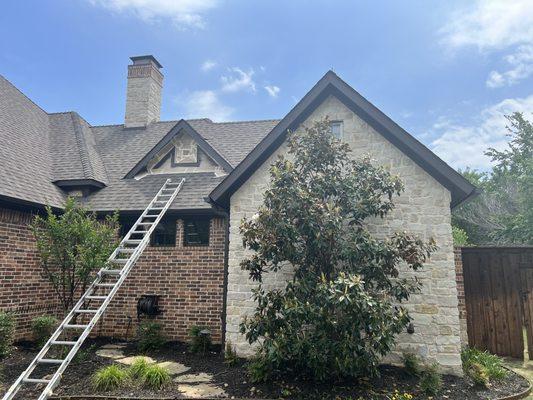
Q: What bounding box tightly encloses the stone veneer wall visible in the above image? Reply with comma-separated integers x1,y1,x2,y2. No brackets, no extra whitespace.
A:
225,96,463,375
96,217,226,343
0,207,62,340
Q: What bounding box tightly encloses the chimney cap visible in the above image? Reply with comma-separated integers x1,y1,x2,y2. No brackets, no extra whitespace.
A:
130,55,163,69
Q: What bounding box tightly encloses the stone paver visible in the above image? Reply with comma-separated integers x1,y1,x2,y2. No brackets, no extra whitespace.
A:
100,343,126,349
116,355,156,365
177,383,227,398
157,361,190,375
174,372,213,383
95,348,125,359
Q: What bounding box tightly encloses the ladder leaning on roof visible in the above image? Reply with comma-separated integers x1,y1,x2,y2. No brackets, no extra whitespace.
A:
2,178,185,400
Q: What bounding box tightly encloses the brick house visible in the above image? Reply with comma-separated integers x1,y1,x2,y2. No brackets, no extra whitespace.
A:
0,55,475,374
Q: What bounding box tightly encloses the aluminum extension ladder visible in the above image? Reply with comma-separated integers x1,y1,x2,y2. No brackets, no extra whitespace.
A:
2,178,185,400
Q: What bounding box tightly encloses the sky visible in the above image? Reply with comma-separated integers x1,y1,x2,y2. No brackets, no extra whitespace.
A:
1,0,532,171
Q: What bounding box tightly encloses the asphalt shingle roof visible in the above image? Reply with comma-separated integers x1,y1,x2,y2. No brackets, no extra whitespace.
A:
0,74,277,212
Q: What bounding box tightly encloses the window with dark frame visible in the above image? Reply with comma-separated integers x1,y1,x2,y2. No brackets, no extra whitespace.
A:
183,218,210,246
150,218,177,247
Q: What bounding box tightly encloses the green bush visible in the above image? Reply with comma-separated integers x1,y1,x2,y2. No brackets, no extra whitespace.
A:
92,365,128,391
224,341,239,366
128,357,151,379
402,352,421,377
0,312,15,358
461,347,506,386
189,326,211,354
142,364,170,389
468,362,490,387
420,364,442,396
137,321,166,352
238,119,436,382
31,315,58,347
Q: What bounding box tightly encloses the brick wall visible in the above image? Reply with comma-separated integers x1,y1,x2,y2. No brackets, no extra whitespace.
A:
0,207,61,340
96,217,227,343
454,247,468,346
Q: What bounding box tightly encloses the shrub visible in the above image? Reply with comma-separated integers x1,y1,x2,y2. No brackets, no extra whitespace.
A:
137,321,166,352
142,364,170,389
128,357,151,379
31,315,58,347
461,347,507,385
189,326,211,354
420,364,442,396
224,341,239,366
468,362,490,387
402,352,421,377
239,119,436,381
0,312,15,358
92,365,128,391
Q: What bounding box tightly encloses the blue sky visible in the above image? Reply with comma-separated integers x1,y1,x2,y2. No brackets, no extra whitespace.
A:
1,1,532,171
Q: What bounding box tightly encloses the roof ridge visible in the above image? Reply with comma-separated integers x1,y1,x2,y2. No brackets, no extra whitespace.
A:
0,74,48,115
211,118,280,125
70,113,96,180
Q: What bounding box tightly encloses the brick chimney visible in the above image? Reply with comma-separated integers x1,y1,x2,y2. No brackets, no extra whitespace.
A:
125,55,163,128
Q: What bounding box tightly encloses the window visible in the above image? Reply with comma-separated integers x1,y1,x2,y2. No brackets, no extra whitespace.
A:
183,219,210,246
330,121,343,139
150,218,177,247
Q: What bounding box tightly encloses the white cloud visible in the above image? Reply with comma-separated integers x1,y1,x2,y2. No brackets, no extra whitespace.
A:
430,95,533,170
440,0,533,51
201,60,217,72
184,90,233,122
88,0,218,29
486,45,533,87
264,85,280,98
221,67,256,93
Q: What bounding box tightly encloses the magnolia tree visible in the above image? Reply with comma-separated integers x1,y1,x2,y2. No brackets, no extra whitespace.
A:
239,119,436,382
32,198,118,312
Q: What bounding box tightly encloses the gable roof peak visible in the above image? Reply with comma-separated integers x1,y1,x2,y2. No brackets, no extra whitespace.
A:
210,70,477,209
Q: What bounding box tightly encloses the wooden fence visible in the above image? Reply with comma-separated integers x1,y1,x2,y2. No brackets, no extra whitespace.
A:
462,247,533,359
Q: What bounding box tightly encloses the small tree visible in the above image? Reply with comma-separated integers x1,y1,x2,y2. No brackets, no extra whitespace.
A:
239,119,436,382
32,198,118,312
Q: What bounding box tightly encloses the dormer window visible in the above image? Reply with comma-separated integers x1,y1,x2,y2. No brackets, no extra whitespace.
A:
330,121,343,139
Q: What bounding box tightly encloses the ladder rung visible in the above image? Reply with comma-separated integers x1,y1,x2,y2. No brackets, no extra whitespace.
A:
38,358,64,364
96,283,115,287
150,208,164,210
124,239,142,244
51,340,77,345
74,309,98,314
118,248,135,253
136,222,153,225
132,230,149,233
102,267,123,272
64,324,88,329
111,259,127,264
86,295,107,300
23,378,51,384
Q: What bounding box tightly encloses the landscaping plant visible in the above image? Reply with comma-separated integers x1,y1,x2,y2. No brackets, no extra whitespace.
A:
31,315,58,347
224,340,239,366
402,352,421,377
461,347,506,387
31,198,118,312
189,325,211,354
142,364,171,389
92,364,128,391
239,118,436,382
420,364,442,396
137,321,166,352
0,312,15,358
128,357,151,379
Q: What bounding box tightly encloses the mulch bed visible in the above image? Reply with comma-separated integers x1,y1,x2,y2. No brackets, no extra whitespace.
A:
0,338,530,399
